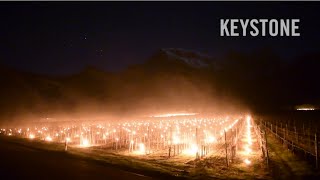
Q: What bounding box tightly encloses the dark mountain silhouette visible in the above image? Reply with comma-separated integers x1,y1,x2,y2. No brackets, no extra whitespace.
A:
0,48,319,123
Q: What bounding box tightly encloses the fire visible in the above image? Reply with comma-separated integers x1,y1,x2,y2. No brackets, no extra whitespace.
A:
244,145,252,155
81,139,90,147
183,144,198,156
244,158,251,165
29,134,35,139
172,135,180,145
45,136,52,142
242,115,253,165
138,143,146,154
151,113,197,118
1,113,245,161
205,136,216,144
65,137,71,142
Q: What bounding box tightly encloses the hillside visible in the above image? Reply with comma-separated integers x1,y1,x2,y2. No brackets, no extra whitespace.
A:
0,48,319,123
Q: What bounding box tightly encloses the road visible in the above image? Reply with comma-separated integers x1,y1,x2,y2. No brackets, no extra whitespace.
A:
0,137,151,180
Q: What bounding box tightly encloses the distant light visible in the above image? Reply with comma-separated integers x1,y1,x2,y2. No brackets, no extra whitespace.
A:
297,108,315,111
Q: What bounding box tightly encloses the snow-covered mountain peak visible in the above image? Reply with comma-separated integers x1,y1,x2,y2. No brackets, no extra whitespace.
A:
160,48,212,68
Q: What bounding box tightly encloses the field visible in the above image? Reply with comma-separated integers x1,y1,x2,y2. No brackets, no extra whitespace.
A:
1,113,319,179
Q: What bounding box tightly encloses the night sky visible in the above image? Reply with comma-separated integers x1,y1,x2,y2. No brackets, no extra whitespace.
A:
1,2,320,75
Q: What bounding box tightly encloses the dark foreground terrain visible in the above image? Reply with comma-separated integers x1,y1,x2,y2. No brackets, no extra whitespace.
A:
0,137,150,180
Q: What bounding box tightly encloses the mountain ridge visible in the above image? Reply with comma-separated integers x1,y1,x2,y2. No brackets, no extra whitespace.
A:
0,48,319,123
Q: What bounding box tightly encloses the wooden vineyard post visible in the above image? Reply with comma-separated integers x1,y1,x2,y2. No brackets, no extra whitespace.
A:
80,126,83,146
65,138,68,151
225,129,228,167
90,126,93,145
280,123,283,143
236,126,238,152
309,128,311,152
315,133,318,169
292,139,294,153
295,126,298,144
148,125,151,154
264,129,269,167
196,127,199,160
156,135,159,150
265,121,267,129
231,128,234,161
283,124,286,145
116,138,118,151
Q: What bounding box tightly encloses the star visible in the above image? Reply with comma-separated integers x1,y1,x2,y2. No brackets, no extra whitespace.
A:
96,49,103,57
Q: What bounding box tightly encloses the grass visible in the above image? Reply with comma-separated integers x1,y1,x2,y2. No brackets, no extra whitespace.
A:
266,131,319,179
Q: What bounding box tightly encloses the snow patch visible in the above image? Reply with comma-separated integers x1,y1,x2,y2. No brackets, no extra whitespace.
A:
161,48,210,68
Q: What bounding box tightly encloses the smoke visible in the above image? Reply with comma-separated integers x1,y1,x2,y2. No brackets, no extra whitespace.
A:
0,54,251,127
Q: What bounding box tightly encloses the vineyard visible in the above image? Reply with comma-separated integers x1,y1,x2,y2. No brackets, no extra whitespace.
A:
0,114,243,160
2,113,317,178
0,114,268,177
258,114,320,169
